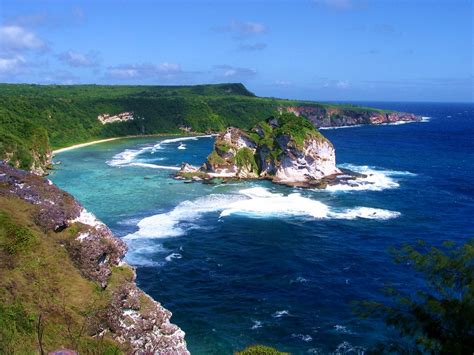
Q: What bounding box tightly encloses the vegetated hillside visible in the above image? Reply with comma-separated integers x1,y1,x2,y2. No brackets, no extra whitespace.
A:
0,163,188,353
0,82,392,172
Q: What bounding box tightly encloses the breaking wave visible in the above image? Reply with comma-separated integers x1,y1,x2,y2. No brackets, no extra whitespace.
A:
107,135,214,169
123,186,400,240
325,164,416,192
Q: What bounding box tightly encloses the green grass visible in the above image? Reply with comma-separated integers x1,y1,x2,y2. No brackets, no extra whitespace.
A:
273,113,325,149
208,150,228,166
235,147,258,173
0,212,38,255
0,196,126,354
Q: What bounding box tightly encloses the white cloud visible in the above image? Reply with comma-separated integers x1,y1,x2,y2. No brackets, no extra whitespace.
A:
213,65,257,80
216,20,267,36
158,62,181,74
336,80,350,89
106,62,182,80
58,50,99,67
107,66,140,79
0,25,46,51
0,55,27,75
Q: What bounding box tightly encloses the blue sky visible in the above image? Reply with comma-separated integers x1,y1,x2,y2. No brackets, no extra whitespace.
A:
0,0,472,101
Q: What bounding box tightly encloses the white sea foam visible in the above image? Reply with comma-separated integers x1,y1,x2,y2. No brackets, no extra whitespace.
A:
251,320,263,330
72,209,103,228
319,124,363,130
165,253,183,262
331,207,400,220
128,162,180,170
124,241,166,267
152,134,215,150
421,116,431,122
220,188,330,219
290,276,309,284
333,325,353,334
272,310,290,318
107,148,178,170
108,135,214,168
325,164,416,192
107,148,146,167
291,333,313,342
124,186,401,240
333,341,365,355
381,120,412,126
124,193,247,239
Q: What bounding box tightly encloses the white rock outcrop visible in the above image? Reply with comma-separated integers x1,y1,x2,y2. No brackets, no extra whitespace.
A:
274,136,341,183
98,112,134,124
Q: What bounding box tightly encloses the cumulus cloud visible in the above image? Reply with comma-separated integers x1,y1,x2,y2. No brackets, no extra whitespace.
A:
238,42,267,51
336,80,350,89
213,65,257,80
215,20,266,36
319,78,350,89
0,25,46,51
0,55,27,75
106,62,182,80
58,50,99,67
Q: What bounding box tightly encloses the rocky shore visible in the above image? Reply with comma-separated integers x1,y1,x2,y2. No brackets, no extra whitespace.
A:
0,162,189,354
278,105,421,128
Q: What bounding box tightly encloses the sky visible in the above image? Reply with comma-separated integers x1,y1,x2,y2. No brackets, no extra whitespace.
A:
0,0,472,102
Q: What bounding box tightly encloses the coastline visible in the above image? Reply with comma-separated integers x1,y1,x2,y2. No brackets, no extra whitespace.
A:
52,133,209,155
52,137,122,154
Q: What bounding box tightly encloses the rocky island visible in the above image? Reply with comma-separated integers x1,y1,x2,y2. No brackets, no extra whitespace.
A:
177,113,357,188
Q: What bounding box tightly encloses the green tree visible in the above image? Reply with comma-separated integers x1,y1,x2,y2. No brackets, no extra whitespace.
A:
357,239,474,354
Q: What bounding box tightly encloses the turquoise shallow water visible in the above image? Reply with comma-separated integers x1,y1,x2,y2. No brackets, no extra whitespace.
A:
50,102,474,354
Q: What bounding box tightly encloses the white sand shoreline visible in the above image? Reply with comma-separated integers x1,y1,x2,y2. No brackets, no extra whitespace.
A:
52,138,122,154
52,133,217,155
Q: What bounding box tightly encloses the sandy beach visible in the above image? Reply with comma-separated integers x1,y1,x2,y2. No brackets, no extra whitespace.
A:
52,133,215,155
52,137,122,154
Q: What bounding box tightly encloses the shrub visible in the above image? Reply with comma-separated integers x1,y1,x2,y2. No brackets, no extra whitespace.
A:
235,147,258,173
235,345,289,355
0,303,36,354
0,212,37,255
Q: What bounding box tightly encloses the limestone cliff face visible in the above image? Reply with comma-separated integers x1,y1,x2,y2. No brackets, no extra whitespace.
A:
278,106,420,128
0,162,189,354
179,114,341,185
272,134,340,183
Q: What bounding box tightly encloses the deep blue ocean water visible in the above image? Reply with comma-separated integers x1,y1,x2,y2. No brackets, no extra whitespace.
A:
50,102,474,354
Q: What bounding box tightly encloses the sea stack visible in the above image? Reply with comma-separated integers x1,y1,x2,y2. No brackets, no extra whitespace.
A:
178,113,342,186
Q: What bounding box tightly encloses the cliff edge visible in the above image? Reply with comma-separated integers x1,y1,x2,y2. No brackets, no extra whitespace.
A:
278,105,420,128
0,162,188,354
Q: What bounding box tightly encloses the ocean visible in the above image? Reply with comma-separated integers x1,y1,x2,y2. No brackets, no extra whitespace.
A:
50,102,474,354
